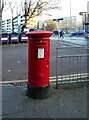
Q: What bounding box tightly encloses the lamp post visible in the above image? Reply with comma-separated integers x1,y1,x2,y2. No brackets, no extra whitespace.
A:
79,12,87,30
24,0,29,16
87,1,89,21
21,0,29,32
69,0,71,34
58,18,63,41
44,23,47,30
53,18,63,41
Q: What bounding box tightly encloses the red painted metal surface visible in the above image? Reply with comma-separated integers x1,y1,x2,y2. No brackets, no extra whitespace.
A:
26,30,53,87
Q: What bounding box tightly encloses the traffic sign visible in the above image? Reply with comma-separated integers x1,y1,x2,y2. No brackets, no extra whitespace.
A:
53,18,63,22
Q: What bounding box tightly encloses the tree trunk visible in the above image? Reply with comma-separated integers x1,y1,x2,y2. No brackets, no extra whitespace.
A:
11,10,14,33
0,10,2,34
12,19,14,33
21,16,27,32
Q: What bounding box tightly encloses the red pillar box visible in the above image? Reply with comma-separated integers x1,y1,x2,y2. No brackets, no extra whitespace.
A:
26,30,53,99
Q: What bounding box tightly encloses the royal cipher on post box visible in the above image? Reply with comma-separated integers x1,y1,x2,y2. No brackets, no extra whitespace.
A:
26,30,53,99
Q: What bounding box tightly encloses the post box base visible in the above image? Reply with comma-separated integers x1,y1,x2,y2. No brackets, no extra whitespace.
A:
26,84,50,99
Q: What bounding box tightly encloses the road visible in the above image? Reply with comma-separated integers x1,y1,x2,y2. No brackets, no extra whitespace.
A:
2,36,88,81
51,35,89,47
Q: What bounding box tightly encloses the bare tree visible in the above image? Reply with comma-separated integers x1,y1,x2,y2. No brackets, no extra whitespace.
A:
21,0,63,32
21,0,48,32
45,19,58,31
48,0,62,10
1,0,62,33
2,0,17,32
6,0,17,32
0,0,4,34
0,0,5,13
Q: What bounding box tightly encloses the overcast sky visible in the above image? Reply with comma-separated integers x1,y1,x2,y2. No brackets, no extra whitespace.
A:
2,0,89,20
47,0,88,18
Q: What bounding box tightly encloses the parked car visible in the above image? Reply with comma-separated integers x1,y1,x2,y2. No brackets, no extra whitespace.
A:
0,33,10,44
52,30,59,35
9,32,19,43
71,31,85,36
29,28,35,32
19,32,28,43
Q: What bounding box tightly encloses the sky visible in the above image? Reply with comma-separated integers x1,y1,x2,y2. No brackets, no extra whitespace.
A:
62,0,88,16
2,0,24,19
46,0,88,19
2,0,89,20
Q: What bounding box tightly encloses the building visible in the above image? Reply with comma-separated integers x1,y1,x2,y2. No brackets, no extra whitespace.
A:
2,19,12,33
2,13,38,33
13,15,25,33
1,15,25,34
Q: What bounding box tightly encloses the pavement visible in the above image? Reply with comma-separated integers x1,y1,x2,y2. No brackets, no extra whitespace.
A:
1,82,89,119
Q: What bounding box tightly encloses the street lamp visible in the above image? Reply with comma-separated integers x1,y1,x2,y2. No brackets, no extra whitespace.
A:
79,12,87,30
44,23,47,30
87,1,89,21
24,0,29,16
69,0,71,34
53,18,63,41
21,0,29,32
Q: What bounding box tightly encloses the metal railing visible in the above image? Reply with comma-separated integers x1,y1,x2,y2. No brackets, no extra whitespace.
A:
56,46,89,88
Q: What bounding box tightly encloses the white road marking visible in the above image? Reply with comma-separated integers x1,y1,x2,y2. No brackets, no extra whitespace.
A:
0,73,88,86
60,41,81,47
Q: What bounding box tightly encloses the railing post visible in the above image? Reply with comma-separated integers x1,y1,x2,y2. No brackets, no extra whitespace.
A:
56,47,59,89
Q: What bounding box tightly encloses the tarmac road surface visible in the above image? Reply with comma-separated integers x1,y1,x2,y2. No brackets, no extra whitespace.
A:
2,39,87,81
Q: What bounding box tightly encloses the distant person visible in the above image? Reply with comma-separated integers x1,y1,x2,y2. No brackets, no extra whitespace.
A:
59,29,64,38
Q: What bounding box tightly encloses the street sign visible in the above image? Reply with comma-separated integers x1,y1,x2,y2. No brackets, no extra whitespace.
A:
53,18,63,22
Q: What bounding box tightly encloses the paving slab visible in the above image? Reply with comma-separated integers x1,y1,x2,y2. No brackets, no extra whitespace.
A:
1,83,88,119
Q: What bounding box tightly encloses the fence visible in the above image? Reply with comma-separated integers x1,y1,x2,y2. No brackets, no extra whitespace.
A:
56,46,89,88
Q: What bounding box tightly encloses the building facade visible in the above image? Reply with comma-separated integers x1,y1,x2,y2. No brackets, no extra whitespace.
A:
2,14,38,33
2,15,25,34
13,15,25,33
2,19,12,33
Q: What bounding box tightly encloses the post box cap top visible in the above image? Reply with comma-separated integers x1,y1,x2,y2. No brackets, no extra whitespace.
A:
26,30,53,38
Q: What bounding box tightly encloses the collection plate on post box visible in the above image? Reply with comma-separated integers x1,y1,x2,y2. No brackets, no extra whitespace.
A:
38,48,44,59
